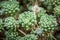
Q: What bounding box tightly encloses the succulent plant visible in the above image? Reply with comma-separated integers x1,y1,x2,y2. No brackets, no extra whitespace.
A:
4,17,19,31
18,11,36,30
5,30,20,40
20,34,38,40
0,19,4,32
39,14,57,32
37,8,46,21
0,9,5,15
54,5,60,18
33,28,44,36
42,0,60,12
0,1,20,16
37,7,46,16
27,6,46,21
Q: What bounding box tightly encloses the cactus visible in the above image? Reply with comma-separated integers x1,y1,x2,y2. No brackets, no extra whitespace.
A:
4,17,19,31
18,11,36,30
39,14,57,32
54,5,60,18
0,1,20,16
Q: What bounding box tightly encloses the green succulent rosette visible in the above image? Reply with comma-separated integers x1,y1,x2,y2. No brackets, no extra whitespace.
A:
4,17,19,31
18,11,36,30
0,1,20,16
5,30,20,40
39,14,57,32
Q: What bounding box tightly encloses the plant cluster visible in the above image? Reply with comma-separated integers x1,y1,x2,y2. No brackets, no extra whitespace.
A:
42,0,60,12
0,1,20,16
5,30,20,40
0,0,59,40
18,11,36,30
39,14,57,32
4,17,19,31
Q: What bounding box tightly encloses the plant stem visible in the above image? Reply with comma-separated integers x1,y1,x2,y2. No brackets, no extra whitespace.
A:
18,29,26,36
50,33,57,40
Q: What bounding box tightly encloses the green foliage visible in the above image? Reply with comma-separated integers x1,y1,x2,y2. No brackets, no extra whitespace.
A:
37,8,46,17
4,17,19,31
33,28,44,36
54,5,60,18
20,34,38,40
42,0,60,12
39,14,57,32
0,1,20,16
37,8,46,21
22,0,34,4
0,9,5,15
0,19,4,32
0,0,59,40
5,30,20,40
18,11,36,30
27,5,33,11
